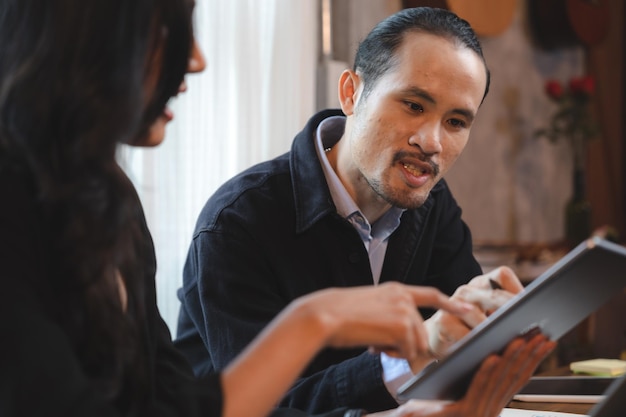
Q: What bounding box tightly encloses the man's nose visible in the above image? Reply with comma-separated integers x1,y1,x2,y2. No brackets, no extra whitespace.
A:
408,121,443,155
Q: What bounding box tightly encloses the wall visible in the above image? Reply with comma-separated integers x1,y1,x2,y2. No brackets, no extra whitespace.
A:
586,0,625,241
328,0,624,245
445,1,584,244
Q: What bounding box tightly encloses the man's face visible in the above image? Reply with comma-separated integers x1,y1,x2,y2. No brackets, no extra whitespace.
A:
338,32,487,210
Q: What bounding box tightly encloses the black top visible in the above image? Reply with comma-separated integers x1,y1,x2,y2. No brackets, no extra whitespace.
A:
0,165,222,417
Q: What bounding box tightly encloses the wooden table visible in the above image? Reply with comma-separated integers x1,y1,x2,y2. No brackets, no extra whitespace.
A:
508,399,593,414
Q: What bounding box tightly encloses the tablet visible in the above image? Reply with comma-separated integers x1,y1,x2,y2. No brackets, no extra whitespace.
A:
397,237,626,401
588,374,626,416
513,375,616,403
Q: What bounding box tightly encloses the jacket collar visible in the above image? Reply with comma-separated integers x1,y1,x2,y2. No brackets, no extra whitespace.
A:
290,109,344,233
289,109,441,234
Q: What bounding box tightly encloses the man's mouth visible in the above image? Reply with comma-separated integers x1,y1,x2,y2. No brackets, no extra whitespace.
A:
402,162,430,177
400,158,439,178
394,150,440,178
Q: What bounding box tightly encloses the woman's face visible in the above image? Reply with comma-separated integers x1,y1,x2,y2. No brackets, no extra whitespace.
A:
136,39,206,147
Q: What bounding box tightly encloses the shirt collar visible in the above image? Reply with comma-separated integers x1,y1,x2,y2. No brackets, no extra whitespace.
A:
314,116,404,239
314,116,359,219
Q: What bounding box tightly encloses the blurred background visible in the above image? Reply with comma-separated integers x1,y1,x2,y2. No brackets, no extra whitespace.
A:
120,0,625,367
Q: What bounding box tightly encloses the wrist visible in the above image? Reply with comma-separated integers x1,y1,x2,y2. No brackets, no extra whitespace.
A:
288,291,338,346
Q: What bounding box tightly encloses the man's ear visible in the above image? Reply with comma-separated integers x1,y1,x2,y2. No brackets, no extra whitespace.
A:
338,69,361,115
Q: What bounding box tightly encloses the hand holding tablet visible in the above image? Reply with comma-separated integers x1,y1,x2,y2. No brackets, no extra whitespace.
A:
419,265,524,373
398,237,626,401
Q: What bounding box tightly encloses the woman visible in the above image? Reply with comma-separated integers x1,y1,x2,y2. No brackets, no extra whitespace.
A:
0,1,554,416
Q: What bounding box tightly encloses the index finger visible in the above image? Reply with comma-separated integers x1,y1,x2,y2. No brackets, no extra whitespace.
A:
405,286,474,316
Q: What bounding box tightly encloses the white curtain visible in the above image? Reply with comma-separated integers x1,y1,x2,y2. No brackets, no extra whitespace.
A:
119,0,318,332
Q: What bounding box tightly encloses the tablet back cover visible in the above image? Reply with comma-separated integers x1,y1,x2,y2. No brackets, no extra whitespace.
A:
398,237,626,401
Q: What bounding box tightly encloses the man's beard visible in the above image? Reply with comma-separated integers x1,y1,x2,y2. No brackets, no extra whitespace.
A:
366,176,431,210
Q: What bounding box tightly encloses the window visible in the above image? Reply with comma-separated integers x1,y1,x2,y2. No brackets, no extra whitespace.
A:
119,0,318,331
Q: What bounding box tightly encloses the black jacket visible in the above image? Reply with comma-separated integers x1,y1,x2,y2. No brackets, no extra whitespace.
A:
175,109,482,414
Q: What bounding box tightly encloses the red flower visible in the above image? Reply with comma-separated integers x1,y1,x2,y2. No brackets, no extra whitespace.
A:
579,76,595,95
544,80,563,100
568,77,582,93
537,75,599,170
569,76,595,95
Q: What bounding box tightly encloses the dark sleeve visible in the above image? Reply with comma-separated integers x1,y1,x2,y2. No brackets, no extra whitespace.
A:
176,227,280,373
144,267,224,417
176,225,397,413
280,352,397,412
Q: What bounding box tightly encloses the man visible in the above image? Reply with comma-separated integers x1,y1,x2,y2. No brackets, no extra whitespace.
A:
175,7,522,414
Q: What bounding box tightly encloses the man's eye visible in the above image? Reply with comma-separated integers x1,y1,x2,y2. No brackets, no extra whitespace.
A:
406,102,424,113
448,118,467,129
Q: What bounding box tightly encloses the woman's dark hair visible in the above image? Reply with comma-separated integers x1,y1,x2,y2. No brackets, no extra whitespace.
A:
354,7,490,102
0,0,192,409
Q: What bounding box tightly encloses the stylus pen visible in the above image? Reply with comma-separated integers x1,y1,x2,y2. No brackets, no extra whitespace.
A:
489,279,503,290
427,348,441,361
